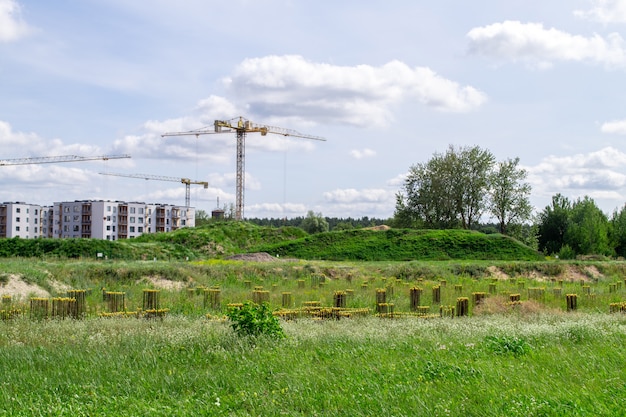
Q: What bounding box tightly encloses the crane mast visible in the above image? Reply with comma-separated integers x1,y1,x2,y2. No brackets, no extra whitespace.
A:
99,172,208,207
0,154,131,166
162,116,324,220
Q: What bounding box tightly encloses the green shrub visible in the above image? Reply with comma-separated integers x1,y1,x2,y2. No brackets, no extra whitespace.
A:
485,335,532,357
226,302,285,339
558,245,576,260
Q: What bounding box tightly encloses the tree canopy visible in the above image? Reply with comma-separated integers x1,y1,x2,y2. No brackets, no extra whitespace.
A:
394,145,531,234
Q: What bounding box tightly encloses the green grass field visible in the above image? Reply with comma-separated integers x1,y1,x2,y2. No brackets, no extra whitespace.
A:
1,225,626,415
0,313,625,416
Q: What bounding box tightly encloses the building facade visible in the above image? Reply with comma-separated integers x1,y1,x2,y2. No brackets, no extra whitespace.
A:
0,202,42,238
49,200,195,240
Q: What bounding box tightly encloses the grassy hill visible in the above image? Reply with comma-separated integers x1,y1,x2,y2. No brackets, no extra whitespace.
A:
253,228,544,261
0,223,542,261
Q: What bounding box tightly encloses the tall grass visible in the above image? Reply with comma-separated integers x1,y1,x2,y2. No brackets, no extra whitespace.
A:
0,313,625,416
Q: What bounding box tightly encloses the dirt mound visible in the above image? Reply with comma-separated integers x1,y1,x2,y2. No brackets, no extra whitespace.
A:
364,225,390,231
139,276,187,291
0,275,50,300
226,252,279,262
487,266,510,280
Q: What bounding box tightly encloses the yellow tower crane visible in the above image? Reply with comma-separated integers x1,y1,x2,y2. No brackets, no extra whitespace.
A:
162,116,325,220
99,172,208,208
0,154,131,166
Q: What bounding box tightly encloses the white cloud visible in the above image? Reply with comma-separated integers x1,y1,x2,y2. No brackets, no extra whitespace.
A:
601,119,626,134
245,202,308,218
323,188,394,204
0,0,31,42
223,55,486,127
386,173,407,187
0,120,104,157
113,94,316,162
574,0,626,23
350,148,376,159
526,147,626,207
467,20,626,68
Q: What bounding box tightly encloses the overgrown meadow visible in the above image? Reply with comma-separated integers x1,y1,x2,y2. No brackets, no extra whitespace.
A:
1,257,626,415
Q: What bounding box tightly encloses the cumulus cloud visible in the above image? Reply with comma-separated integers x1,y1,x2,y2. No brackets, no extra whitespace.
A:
350,148,376,159
574,0,626,23
526,147,626,206
323,188,394,204
601,119,626,134
113,94,317,161
245,202,308,218
0,0,32,42
0,120,104,157
223,55,486,127
318,188,396,218
467,20,626,68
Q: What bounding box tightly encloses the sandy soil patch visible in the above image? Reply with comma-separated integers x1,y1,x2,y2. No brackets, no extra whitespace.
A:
0,275,50,300
139,276,187,291
364,225,390,231
486,266,510,280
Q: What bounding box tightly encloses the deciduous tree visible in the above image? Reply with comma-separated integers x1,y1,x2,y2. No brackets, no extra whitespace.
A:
394,145,494,229
489,157,532,234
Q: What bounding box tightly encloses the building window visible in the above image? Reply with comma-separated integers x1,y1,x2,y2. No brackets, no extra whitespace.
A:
113,207,117,213
64,207,70,213
107,206,111,212
113,216,116,223
182,220,186,226
26,208,29,214
35,209,38,215
107,216,111,222
139,208,144,214
73,215,79,221
73,225,79,232
16,208,20,213
106,225,111,231
130,207,136,214
138,217,143,223
15,217,20,222
34,218,38,224
26,226,29,232
15,226,20,231
130,226,135,233
73,206,79,212
130,217,135,223
138,227,143,233
112,226,116,232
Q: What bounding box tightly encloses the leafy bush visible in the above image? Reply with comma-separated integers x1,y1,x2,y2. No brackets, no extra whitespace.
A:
558,244,576,260
485,335,532,357
226,302,285,339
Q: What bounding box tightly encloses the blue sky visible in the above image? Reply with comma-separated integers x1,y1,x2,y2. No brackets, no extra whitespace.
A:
2,0,626,220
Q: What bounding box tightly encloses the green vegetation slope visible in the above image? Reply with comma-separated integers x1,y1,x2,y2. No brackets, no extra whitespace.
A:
0,223,542,261
253,228,544,261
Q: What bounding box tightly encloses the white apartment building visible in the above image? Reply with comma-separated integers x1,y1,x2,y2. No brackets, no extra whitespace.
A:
50,200,195,240
0,202,42,238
